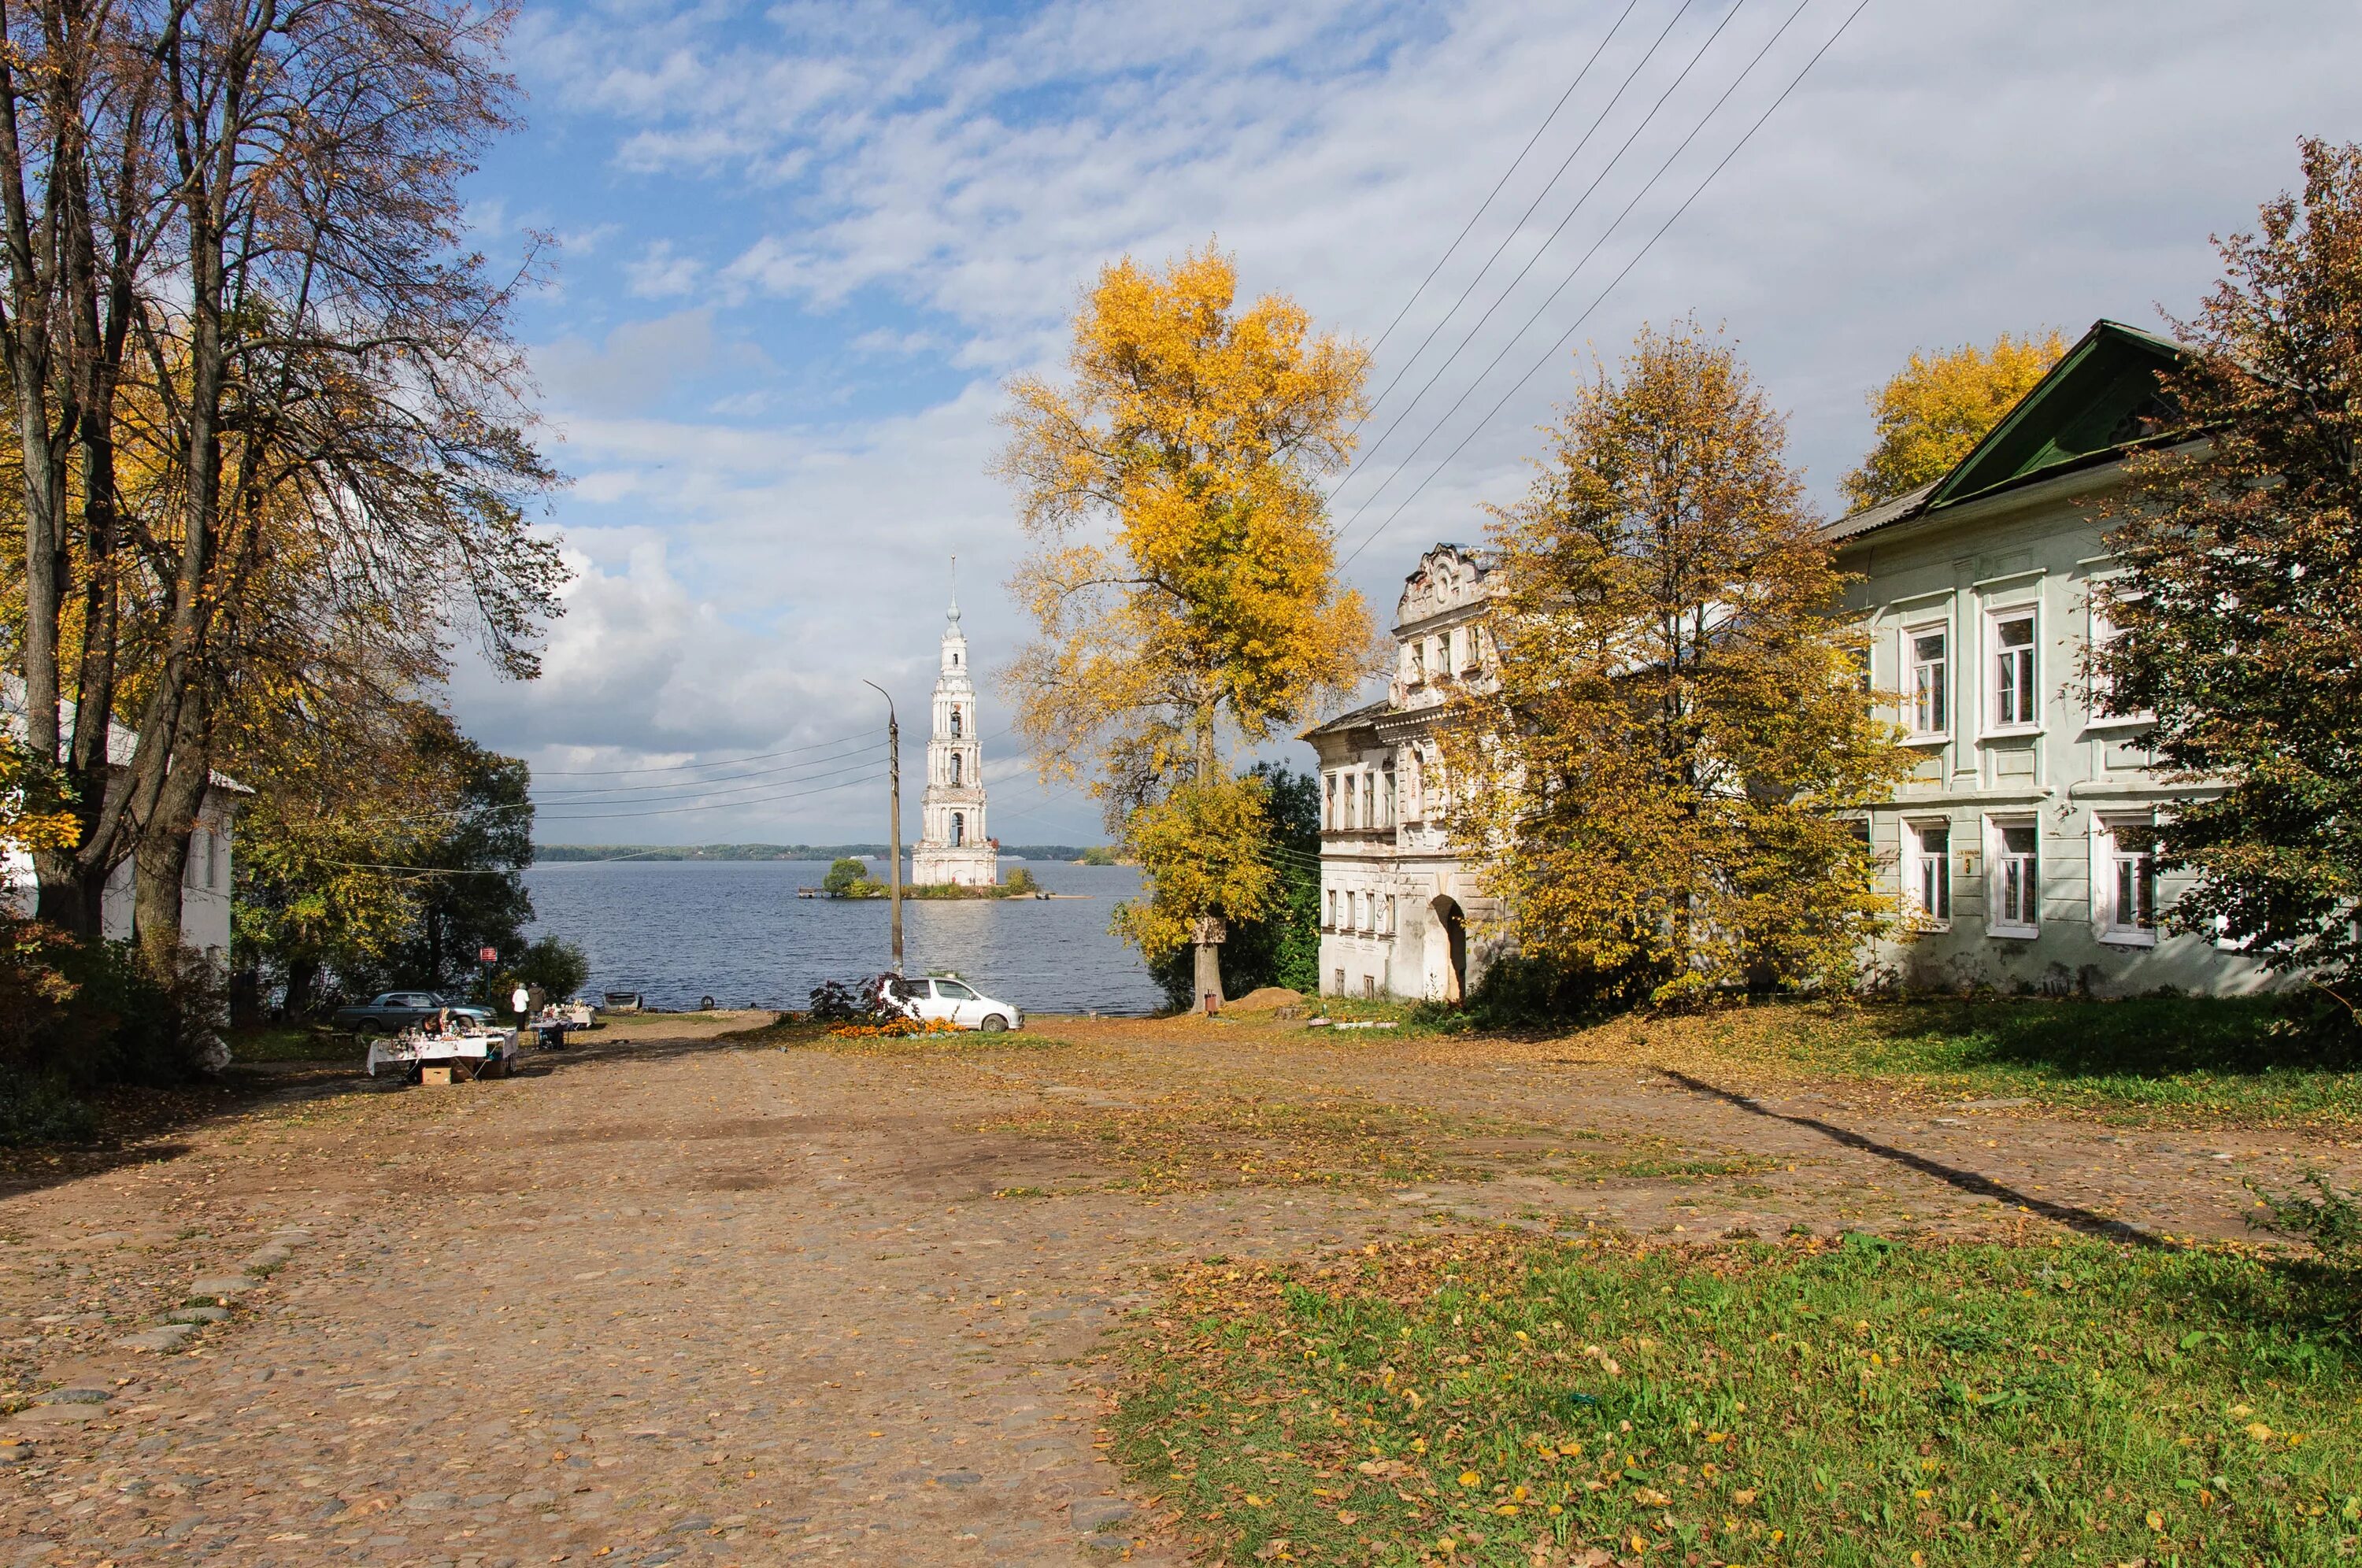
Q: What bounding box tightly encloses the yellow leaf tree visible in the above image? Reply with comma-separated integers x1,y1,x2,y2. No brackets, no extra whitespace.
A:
1444,322,1910,1005
1840,330,2066,510
998,244,1377,1003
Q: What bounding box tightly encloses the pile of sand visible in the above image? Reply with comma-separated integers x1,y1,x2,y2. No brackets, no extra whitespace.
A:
1224,986,1306,1015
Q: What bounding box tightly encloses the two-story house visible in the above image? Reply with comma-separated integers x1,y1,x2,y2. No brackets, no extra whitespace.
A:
1832,317,2279,996
1301,543,1506,1001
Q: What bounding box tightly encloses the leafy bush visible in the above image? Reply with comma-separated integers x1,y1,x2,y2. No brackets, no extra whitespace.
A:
822,857,875,897
2249,1171,2362,1263
0,1069,97,1146
1004,866,1041,895
805,975,897,1026
505,935,590,1001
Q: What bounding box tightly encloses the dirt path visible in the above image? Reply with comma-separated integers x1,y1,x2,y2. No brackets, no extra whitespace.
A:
2,1013,2354,1566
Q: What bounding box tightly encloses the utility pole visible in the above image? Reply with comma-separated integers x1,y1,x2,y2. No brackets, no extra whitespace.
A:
862,680,904,974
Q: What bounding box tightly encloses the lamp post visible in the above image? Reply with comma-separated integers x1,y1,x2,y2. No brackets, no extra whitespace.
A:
861,679,904,974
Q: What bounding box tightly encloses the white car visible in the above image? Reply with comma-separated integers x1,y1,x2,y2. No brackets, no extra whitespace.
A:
883,974,1022,1033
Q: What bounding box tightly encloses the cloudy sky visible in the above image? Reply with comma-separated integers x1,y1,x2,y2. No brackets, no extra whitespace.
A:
453,0,2362,848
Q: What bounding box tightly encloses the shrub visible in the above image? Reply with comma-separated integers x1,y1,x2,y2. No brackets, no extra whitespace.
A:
507,935,590,1001
1004,866,1041,895
822,857,873,897
806,975,898,1026
2248,1171,2362,1263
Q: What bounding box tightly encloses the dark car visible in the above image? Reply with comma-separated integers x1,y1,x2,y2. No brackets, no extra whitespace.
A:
332,991,498,1036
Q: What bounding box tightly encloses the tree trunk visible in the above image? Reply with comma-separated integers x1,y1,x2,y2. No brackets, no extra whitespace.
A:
281,956,318,1020
131,694,213,965
1193,939,1224,1011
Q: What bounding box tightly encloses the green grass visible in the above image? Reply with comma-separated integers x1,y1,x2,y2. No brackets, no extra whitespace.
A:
1115,1231,2362,1566
1764,997,2360,1123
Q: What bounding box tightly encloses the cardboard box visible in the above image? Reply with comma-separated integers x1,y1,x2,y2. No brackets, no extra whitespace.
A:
420,1065,454,1086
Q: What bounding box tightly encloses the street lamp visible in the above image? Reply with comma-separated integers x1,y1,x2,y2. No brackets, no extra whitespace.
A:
860,679,904,974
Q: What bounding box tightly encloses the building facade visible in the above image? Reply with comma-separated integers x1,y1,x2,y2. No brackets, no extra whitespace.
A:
909,591,998,888
1303,544,1505,1001
1,684,246,959
1833,318,2279,997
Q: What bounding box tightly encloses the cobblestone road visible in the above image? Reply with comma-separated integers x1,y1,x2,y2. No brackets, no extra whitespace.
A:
2,1011,2354,1567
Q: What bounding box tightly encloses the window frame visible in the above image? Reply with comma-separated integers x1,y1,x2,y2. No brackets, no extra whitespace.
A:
2096,816,2160,948
1904,818,1951,928
1902,621,1949,740
1987,815,2041,939
1987,606,2040,734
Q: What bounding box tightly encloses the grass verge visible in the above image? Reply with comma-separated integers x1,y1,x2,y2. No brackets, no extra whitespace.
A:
1527,997,2362,1126
1114,1230,2360,1566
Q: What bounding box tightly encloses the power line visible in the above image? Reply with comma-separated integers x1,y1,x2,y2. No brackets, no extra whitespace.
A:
1331,0,1762,540
531,739,888,803
535,770,885,823
1338,0,1864,573
1342,0,1700,481
1356,0,1648,389
529,729,876,776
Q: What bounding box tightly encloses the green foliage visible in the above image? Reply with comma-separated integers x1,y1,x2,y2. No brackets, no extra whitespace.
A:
1077,845,1120,865
1004,866,1041,894
2249,1173,2362,1263
370,716,536,997
1147,764,1320,1009
1120,1233,2362,1567
504,936,590,1002
0,1069,96,1145
2101,140,2362,997
822,857,872,897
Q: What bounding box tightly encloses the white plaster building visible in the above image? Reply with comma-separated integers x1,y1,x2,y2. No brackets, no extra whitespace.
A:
1302,544,1505,1001
2,683,247,960
909,590,998,888
1834,319,2282,997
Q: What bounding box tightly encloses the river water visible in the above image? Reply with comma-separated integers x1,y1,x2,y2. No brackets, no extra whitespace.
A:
520,858,1165,1015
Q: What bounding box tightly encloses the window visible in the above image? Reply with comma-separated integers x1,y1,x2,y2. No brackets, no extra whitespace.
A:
1363,975,1376,998
1334,967,1346,996
1383,769,1396,827
950,753,962,786
2100,820,2158,945
950,706,962,737
1324,772,1337,829
938,980,978,1000
1994,612,2036,727
1361,773,1375,828
1908,821,1950,924
1325,889,1336,929
1409,642,1424,682
951,812,965,847
1992,820,2039,936
1907,627,1948,735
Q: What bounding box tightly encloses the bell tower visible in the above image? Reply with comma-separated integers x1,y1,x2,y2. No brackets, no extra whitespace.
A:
909,563,998,887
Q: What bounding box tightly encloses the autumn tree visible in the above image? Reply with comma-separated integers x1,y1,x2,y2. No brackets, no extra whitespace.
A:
997,244,1376,1002
1840,330,2066,509
2097,139,2362,1004
1444,323,1909,1005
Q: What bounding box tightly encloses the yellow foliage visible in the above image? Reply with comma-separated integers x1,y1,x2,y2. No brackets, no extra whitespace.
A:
1840,330,2066,510
997,243,1376,949
1109,774,1281,957
1444,323,1910,1002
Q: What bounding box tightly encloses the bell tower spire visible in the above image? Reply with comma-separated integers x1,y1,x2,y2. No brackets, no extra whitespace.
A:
910,555,997,888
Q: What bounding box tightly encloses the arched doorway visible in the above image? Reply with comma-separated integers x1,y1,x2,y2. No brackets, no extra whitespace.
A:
952,812,966,847
1424,896,1467,1003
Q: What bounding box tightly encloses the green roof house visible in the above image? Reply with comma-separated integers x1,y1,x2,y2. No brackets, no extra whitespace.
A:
1830,319,2280,996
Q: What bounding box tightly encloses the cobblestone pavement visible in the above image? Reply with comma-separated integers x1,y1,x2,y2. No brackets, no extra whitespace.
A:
2,1011,2356,1567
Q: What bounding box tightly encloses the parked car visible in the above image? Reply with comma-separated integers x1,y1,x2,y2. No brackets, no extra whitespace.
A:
332,991,498,1036
882,974,1022,1033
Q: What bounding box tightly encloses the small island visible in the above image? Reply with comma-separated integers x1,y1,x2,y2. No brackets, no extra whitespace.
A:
811,858,1046,900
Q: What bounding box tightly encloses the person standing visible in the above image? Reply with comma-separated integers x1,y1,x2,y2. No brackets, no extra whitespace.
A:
510,981,529,1022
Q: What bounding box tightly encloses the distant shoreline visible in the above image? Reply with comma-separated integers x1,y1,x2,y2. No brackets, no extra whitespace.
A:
531,843,1106,864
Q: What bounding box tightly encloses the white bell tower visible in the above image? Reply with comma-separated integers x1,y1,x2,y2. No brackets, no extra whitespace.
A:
910,564,998,888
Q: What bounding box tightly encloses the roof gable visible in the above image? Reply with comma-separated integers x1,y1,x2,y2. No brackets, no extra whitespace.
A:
1925,319,2185,508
